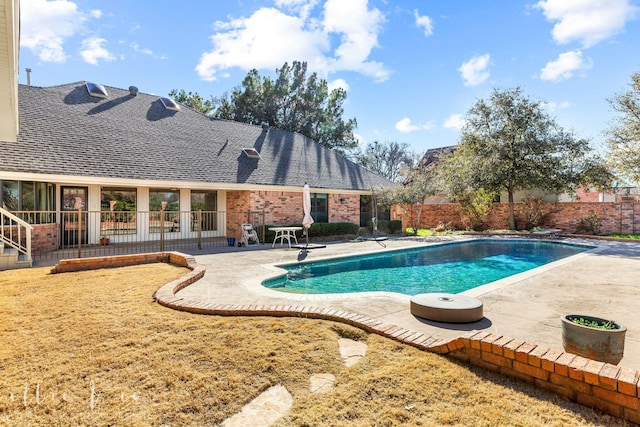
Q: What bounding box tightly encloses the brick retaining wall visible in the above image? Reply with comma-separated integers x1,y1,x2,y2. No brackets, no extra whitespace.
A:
446,332,640,423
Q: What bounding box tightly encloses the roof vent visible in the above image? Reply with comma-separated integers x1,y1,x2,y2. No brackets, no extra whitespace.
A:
160,97,180,111
129,86,139,96
242,148,261,159
261,122,269,132
86,82,108,98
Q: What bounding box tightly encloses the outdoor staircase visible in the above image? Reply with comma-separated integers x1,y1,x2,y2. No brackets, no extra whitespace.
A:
0,207,33,270
0,242,32,270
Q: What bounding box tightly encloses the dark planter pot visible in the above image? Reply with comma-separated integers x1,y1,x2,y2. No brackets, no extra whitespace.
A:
100,238,110,246
562,314,626,365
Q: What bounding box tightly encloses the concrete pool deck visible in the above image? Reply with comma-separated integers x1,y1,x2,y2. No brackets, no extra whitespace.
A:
175,235,640,369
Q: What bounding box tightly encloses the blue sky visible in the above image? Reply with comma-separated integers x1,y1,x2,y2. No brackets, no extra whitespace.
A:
18,0,640,156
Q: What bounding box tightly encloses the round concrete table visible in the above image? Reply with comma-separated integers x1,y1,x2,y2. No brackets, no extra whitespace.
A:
410,293,483,323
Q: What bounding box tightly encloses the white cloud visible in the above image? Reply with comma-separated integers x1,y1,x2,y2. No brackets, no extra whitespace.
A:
196,0,390,82
130,42,154,56
458,54,491,87
414,9,433,37
20,0,86,62
274,0,319,20
80,37,116,65
89,9,102,19
328,78,349,92
396,118,418,133
395,118,431,133
323,0,388,80
540,50,591,82
535,0,639,48
443,114,465,130
543,100,571,113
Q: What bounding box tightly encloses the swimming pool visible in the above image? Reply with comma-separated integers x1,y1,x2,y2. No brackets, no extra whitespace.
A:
263,239,590,295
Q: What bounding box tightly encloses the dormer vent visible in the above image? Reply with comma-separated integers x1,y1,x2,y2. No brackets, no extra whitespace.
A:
242,148,261,159
160,97,180,111
86,82,108,98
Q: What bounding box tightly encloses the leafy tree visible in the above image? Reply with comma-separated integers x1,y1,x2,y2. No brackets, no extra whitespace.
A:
168,89,215,115
376,162,441,235
213,61,359,157
605,71,640,184
358,141,416,182
443,87,610,230
457,188,498,231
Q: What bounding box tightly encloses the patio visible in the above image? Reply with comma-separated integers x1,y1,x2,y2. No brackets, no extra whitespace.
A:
173,236,640,369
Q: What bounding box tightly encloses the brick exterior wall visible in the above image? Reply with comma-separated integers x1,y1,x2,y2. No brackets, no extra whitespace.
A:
396,200,640,234
226,190,360,239
27,191,362,247
329,193,359,223
31,224,58,254
253,190,302,225
226,191,252,240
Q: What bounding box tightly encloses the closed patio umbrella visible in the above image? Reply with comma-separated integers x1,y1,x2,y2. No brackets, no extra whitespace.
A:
302,183,314,247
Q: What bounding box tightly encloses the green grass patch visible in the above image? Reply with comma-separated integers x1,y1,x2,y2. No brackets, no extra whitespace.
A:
608,234,640,239
405,228,433,237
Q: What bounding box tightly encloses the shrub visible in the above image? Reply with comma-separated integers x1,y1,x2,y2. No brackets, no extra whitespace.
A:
388,220,402,234
367,219,389,232
456,189,497,231
309,222,359,237
516,196,551,230
264,222,359,242
574,214,602,235
433,222,455,233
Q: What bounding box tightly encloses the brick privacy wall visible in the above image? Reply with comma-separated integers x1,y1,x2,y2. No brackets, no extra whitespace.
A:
402,201,639,234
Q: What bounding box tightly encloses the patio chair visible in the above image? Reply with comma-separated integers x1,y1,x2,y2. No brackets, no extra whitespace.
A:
239,223,260,247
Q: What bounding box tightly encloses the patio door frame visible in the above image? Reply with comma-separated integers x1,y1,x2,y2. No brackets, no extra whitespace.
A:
60,186,89,247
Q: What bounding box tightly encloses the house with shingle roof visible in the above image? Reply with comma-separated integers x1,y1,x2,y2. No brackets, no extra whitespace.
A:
0,80,391,255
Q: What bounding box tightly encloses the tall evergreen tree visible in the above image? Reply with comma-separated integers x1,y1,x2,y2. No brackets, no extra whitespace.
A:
213,61,359,157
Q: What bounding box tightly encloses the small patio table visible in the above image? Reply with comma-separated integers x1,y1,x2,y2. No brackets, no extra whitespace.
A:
269,226,302,248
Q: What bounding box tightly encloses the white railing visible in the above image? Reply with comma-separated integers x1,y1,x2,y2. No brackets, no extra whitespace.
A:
0,206,33,263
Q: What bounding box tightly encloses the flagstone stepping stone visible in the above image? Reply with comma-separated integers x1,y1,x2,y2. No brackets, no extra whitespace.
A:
338,338,368,367
221,384,292,427
309,373,336,393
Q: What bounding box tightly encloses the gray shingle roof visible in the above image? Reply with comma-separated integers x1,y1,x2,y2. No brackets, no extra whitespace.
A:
1,82,391,191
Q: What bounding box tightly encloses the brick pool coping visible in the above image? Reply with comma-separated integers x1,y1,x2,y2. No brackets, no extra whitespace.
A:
52,252,640,424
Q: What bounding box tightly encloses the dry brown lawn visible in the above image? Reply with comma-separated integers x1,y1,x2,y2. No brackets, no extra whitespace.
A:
0,264,628,426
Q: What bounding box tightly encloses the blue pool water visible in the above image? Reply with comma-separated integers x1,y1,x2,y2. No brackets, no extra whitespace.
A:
263,239,589,295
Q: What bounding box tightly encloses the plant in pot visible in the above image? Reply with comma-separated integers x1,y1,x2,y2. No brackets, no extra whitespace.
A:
561,314,626,364
99,236,110,246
